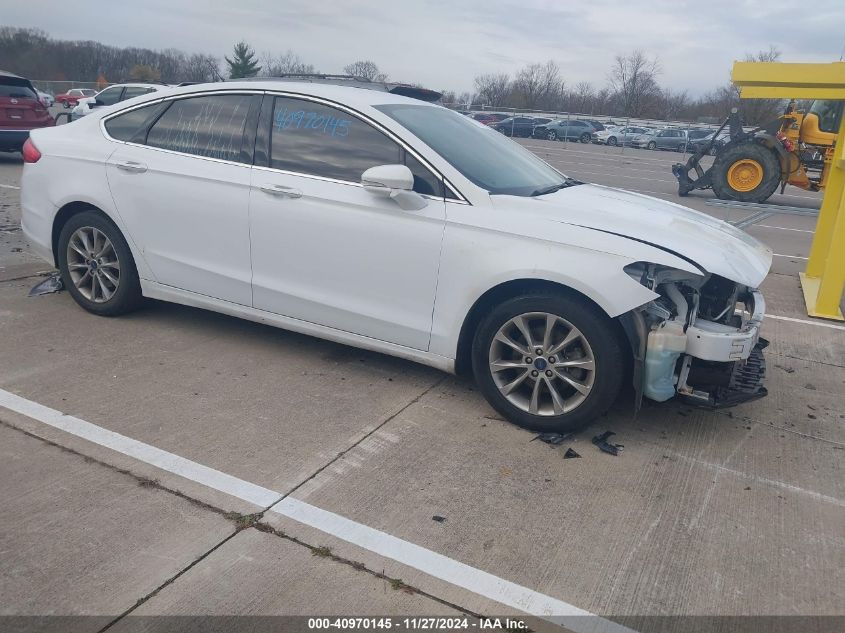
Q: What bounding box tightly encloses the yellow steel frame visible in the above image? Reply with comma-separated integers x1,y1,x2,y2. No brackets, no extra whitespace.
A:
733,61,845,320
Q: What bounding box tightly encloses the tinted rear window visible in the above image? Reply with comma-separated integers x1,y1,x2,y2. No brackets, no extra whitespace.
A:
0,83,38,100
146,95,252,162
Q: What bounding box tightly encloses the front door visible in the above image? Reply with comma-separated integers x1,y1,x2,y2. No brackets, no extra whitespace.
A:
248,94,447,350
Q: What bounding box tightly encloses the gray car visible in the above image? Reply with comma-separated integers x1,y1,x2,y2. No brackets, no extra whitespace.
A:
630,128,688,151
532,119,595,142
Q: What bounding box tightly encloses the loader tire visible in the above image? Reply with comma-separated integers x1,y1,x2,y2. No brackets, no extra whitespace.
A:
711,142,781,203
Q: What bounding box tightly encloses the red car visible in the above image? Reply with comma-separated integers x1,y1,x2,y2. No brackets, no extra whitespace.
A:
469,112,509,126
54,88,97,108
0,71,55,153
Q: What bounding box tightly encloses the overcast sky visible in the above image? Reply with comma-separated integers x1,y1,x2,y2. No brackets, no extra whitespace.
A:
6,0,845,95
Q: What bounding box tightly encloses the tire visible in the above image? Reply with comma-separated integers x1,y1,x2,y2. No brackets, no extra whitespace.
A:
547,130,558,141
471,292,626,433
579,133,590,143
711,141,781,203
647,141,657,150
607,137,617,146
58,209,143,316
63,101,70,109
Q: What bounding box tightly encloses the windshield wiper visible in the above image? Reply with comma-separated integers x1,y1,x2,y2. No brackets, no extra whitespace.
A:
530,177,582,197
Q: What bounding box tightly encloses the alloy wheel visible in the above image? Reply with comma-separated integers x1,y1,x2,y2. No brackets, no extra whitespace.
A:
66,226,121,303
488,312,596,416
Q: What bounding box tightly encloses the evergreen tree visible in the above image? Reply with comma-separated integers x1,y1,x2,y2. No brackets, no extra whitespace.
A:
226,41,261,79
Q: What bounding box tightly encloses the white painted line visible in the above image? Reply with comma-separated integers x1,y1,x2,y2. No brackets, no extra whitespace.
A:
0,387,634,632
755,225,814,234
772,254,809,260
0,183,20,190
273,497,633,629
673,453,845,508
767,314,845,331
0,389,280,507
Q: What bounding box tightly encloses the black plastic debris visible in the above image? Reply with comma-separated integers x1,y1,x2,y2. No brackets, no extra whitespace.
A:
431,515,446,523
592,431,623,456
563,448,581,459
531,432,573,446
28,273,64,297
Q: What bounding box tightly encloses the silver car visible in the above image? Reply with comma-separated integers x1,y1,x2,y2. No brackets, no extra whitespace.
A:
630,128,688,151
593,126,652,146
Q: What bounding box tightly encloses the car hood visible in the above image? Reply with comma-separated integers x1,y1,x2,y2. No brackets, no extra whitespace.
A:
514,184,772,287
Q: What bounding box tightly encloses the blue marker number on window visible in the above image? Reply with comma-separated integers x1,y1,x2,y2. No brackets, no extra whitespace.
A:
275,108,351,137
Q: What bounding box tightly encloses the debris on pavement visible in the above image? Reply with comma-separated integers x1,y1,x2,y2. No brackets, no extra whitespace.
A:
531,431,573,446
563,448,581,459
28,272,64,297
592,431,624,456
431,515,446,523
775,364,796,374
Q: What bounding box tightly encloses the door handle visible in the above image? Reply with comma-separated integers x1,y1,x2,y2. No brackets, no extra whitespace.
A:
259,184,302,199
115,161,147,174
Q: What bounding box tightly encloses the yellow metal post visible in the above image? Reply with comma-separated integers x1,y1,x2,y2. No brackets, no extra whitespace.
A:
732,61,845,320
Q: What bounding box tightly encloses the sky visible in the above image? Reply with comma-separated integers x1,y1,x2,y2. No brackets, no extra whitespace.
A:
5,0,845,96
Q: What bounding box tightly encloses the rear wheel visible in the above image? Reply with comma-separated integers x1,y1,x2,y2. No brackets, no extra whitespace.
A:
647,141,657,150
58,210,143,316
472,293,625,433
711,142,781,203
547,130,558,141
607,136,617,146
579,133,591,143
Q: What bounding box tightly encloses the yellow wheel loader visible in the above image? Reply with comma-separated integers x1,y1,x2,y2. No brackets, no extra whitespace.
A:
672,100,843,203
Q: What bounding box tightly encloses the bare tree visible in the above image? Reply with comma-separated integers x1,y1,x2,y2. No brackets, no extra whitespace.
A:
609,50,662,117
570,81,595,113
260,50,316,76
343,60,387,81
473,73,510,107
511,60,563,109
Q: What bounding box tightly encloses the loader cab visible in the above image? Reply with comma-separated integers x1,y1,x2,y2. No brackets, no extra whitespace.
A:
801,100,842,146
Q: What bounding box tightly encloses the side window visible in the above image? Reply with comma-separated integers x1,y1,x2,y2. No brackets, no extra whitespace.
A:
270,96,400,182
122,86,154,100
104,102,169,143
97,87,124,106
147,95,252,162
404,152,443,197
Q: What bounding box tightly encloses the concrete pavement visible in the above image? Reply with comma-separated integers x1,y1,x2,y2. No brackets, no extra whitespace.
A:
0,142,842,632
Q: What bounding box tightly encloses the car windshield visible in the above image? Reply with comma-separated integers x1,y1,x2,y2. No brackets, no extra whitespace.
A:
377,104,569,197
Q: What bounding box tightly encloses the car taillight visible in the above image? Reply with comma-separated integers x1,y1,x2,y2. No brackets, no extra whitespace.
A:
22,138,41,163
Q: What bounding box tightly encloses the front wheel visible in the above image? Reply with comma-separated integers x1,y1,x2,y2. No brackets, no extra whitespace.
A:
62,101,70,109
547,130,558,141
58,210,143,316
711,142,781,203
647,141,657,150
607,137,617,146
472,293,626,432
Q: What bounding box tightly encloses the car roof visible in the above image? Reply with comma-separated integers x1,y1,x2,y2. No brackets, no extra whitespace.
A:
161,80,443,110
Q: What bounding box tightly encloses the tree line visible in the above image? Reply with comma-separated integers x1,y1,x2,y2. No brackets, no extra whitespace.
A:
1,27,785,125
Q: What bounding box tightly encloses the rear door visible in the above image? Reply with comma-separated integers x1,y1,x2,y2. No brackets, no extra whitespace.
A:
105,92,261,305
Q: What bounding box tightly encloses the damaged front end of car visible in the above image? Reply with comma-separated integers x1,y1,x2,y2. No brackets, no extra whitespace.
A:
620,262,768,411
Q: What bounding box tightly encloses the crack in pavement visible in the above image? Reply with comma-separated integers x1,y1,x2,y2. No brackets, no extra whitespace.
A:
1,376,464,626
0,417,478,627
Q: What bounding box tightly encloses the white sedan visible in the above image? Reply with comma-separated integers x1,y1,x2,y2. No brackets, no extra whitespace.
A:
20,80,772,431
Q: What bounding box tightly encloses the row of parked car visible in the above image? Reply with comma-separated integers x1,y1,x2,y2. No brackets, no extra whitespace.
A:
464,110,725,153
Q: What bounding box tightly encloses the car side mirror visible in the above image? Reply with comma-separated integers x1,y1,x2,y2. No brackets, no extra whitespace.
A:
361,164,428,211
